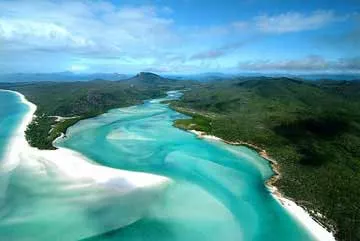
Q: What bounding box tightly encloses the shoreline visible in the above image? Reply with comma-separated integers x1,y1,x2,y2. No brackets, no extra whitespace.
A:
0,90,37,173
0,90,336,240
189,129,336,241
0,90,176,239
0,89,171,191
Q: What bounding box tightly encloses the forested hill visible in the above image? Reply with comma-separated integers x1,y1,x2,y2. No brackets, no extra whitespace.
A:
170,77,360,241
124,72,181,86
0,72,192,150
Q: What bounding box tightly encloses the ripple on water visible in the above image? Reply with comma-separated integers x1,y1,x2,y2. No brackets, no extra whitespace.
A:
59,91,318,241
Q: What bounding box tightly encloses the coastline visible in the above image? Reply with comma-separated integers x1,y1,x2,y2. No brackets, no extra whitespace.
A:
0,90,37,173
189,129,336,241
0,90,177,240
0,89,171,192
0,89,336,240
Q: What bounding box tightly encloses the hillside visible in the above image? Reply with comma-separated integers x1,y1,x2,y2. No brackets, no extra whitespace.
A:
0,73,191,149
170,78,360,241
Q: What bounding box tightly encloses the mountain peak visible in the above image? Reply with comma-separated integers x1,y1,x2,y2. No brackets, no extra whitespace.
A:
136,72,160,78
124,72,176,86
131,72,163,83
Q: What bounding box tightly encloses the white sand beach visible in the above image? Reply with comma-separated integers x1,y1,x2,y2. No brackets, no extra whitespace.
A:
2,90,170,190
0,90,172,240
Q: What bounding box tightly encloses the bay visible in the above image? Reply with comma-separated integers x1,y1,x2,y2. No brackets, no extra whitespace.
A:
58,91,316,241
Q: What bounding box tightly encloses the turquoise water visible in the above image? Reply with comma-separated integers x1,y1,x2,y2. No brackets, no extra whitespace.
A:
0,91,28,160
58,91,316,241
0,90,316,240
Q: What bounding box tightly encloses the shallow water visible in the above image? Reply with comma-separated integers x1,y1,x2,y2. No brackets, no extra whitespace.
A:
57,91,316,241
0,90,317,240
0,91,28,160
0,91,169,240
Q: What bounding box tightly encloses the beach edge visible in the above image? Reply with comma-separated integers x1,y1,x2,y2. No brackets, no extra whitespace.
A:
188,129,336,241
0,89,171,189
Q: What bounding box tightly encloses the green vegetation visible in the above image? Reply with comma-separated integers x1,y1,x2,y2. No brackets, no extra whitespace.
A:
1,72,191,149
170,77,360,241
25,115,84,149
173,107,212,132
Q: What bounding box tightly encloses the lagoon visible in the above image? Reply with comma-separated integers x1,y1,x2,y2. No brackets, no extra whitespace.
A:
0,90,322,240
58,91,317,241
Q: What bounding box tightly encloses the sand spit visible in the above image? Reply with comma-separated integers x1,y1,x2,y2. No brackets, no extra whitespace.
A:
7,90,170,188
0,90,173,239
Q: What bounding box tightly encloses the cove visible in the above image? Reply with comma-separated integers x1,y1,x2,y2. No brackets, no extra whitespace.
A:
57,91,317,241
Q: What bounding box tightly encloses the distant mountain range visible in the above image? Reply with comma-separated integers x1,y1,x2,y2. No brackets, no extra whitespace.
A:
0,72,130,82
165,72,360,81
163,72,237,82
0,71,359,82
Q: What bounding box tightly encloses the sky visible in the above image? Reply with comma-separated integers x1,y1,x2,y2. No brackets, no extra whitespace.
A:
0,0,359,74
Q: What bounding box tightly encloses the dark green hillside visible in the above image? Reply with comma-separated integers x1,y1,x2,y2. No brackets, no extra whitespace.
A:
124,72,176,86
1,73,191,149
171,78,360,241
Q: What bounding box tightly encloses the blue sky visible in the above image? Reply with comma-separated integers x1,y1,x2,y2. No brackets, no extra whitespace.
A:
0,0,359,74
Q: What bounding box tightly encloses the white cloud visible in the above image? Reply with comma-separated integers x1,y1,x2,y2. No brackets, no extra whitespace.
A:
206,10,346,35
0,0,356,73
0,0,177,57
255,11,340,33
0,19,94,50
69,64,89,72
238,55,360,72
231,21,249,30
190,38,258,60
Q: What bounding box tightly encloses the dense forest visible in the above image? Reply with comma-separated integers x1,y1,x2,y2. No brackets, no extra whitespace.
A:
0,72,191,149
170,77,360,241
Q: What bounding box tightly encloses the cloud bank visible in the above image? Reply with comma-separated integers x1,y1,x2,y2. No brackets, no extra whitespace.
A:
238,56,360,73
254,11,341,33
0,0,358,74
0,1,176,56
